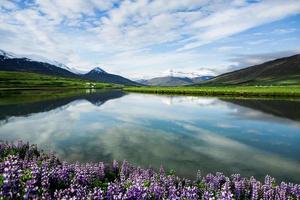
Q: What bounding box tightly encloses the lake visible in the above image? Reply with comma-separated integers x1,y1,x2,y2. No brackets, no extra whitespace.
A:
0,89,300,182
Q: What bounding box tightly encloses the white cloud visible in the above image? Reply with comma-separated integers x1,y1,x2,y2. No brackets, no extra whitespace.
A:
35,0,116,23
0,0,17,10
227,50,300,71
272,28,298,34
246,39,270,45
0,0,300,78
179,0,300,51
216,46,242,52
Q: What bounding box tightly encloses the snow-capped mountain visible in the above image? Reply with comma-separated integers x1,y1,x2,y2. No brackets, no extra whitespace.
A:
0,49,82,74
0,49,141,86
0,49,19,59
0,50,79,78
90,67,107,74
136,75,214,86
83,67,140,85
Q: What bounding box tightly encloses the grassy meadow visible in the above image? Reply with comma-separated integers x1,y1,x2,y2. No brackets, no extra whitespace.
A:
0,71,120,90
124,86,300,97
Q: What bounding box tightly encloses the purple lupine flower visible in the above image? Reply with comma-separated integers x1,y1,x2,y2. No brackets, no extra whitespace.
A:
24,161,40,199
88,187,104,199
203,190,214,200
1,155,22,199
196,170,201,182
234,180,242,199
121,160,128,176
107,182,124,199
251,181,258,200
99,162,105,180
113,160,118,174
220,181,233,200
1,141,299,200
150,181,165,199
264,175,274,187
181,186,199,200
159,165,165,176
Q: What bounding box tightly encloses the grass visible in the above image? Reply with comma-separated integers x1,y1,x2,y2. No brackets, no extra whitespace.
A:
201,75,300,86
124,86,300,97
0,71,121,90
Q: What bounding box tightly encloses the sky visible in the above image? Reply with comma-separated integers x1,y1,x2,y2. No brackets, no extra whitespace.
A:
0,0,300,79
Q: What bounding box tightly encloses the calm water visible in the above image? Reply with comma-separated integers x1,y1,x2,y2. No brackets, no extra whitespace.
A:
0,90,300,182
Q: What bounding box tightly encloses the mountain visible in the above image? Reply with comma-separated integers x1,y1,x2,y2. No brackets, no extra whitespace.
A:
191,76,215,83
142,76,193,86
201,54,300,86
0,50,78,79
0,49,83,74
82,67,140,86
0,50,140,86
135,79,149,85
138,76,214,86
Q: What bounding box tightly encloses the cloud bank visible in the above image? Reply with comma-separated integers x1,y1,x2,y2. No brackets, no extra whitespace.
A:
0,0,300,78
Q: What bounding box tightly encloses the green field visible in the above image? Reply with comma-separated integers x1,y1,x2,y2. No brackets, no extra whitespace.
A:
124,86,300,97
0,71,120,90
200,75,300,86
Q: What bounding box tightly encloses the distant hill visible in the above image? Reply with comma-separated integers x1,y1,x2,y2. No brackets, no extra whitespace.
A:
138,76,214,86
0,50,140,86
201,54,300,86
83,67,140,86
191,76,215,83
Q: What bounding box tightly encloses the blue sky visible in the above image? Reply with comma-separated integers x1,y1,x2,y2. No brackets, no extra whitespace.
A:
0,0,300,79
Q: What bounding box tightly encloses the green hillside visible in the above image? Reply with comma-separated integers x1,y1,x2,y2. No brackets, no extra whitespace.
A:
0,71,120,90
201,54,300,86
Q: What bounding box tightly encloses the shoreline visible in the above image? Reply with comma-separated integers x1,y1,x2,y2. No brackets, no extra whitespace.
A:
124,86,300,98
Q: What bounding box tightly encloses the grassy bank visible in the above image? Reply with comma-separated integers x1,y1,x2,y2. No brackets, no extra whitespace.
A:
0,71,120,90
124,86,300,97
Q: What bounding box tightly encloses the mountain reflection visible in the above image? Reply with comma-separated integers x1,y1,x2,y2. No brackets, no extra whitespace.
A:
0,90,125,120
160,95,300,122
223,98,300,122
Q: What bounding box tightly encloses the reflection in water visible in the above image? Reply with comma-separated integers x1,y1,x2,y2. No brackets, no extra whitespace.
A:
223,99,300,122
0,90,125,120
0,91,300,182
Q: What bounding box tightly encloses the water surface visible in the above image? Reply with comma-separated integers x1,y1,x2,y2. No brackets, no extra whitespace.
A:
0,90,300,182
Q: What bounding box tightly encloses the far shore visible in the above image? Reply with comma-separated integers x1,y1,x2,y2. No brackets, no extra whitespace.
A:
124,86,300,98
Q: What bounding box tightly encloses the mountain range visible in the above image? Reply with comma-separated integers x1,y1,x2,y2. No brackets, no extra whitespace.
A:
0,50,140,86
134,54,300,86
137,76,214,86
1,49,299,86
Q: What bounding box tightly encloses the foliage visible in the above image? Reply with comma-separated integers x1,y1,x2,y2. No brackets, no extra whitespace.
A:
1,141,300,199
